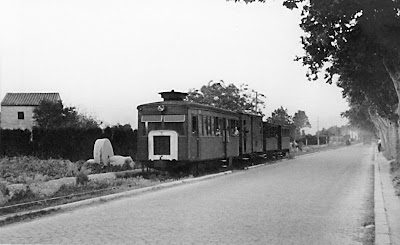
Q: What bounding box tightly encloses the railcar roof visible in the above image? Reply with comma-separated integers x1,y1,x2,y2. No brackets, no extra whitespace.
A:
264,121,295,128
137,100,260,116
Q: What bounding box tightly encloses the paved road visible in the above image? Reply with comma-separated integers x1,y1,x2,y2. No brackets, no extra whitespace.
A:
0,144,373,244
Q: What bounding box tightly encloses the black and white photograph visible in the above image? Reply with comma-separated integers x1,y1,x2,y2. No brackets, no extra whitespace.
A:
0,0,399,244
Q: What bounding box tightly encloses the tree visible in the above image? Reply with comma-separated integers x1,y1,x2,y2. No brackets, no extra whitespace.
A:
287,0,400,159
292,110,311,139
233,0,400,159
33,100,100,129
187,80,265,114
341,101,377,135
266,106,293,125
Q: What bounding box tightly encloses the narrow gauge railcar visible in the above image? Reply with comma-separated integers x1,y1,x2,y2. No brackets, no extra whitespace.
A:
137,90,248,171
263,122,292,158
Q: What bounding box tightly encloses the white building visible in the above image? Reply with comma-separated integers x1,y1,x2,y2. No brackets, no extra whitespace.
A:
0,93,61,130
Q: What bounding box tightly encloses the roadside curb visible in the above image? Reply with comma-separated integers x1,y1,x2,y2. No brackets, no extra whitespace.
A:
374,155,391,245
374,150,400,245
0,171,232,224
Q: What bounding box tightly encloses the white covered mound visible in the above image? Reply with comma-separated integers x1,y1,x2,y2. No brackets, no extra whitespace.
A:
93,138,114,165
110,155,135,168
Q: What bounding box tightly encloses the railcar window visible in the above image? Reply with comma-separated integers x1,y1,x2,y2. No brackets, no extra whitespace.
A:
207,116,211,135
192,115,198,135
204,116,208,136
211,117,215,136
282,128,290,137
230,119,239,136
141,115,162,122
215,117,221,136
164,115,185,122
266,126,278,138
199,115,204,136
202,115,207,136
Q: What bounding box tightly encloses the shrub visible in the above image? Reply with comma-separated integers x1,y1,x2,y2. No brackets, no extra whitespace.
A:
76,168,90,186
8,186,36,203
0,181,9,196
0,156,86,184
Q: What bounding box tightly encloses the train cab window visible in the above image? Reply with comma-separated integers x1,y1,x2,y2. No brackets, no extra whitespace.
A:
192,115,198,135
141,115,162,122
141,115,185,135
164,115,185,122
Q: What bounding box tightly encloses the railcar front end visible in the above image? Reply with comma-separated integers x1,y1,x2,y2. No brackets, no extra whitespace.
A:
137,90,240,172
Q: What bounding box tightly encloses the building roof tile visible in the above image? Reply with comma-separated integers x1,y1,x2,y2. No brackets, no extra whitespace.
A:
1,93,61,106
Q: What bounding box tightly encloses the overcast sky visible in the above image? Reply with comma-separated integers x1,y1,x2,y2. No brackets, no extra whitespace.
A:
0,0,348,133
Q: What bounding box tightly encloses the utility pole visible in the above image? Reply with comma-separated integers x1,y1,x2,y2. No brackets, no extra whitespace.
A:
317,117,320,145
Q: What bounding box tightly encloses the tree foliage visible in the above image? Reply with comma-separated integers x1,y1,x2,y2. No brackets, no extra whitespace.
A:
187,80,265,114
33,100,100,129
292,110,311,138
235,0,400,105
266,106,293,125
341,100,377,135
232,0,400,158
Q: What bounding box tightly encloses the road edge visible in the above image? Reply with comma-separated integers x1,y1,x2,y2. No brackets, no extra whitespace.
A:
374,151,391,245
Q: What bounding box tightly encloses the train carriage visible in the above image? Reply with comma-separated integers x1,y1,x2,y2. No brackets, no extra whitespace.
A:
137,90,240,170
263,122,292,158
137,90,294,172
280,124,292,155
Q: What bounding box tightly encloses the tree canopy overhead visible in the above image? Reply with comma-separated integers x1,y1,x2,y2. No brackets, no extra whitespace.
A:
234,0,400,113
232,0,400,158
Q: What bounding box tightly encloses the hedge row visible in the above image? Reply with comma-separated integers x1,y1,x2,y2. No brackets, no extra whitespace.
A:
0,126,137,161
297,135,329,145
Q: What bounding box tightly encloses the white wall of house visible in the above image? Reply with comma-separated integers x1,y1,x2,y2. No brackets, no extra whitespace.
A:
0,106,36,130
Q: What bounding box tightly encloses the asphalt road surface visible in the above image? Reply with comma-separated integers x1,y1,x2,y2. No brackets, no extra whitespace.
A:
0,144,373,244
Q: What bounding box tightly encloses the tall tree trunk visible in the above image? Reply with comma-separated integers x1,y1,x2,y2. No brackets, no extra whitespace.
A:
383,53,400,161
370,111,397,159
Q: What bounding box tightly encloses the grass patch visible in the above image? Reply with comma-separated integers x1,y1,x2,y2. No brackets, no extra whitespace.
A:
361,163,375,245
0,173,165,218
390,160,400,196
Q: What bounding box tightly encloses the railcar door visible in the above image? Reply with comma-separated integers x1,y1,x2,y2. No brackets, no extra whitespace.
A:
189,112,199,160
277,125,282,151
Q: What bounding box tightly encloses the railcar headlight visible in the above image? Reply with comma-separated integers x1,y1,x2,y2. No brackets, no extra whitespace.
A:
158,105,165,112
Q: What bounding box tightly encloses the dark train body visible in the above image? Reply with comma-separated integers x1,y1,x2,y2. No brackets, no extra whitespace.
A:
137,90,292,171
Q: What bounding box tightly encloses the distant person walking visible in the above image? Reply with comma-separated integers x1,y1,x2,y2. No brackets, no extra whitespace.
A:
377,138,382,152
